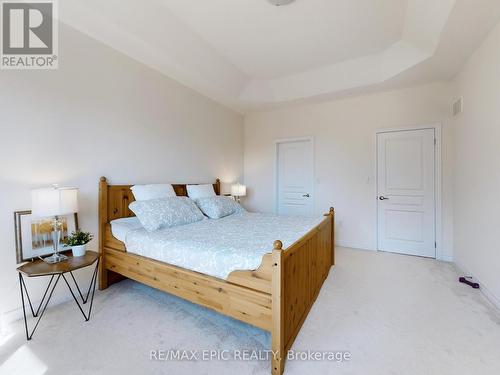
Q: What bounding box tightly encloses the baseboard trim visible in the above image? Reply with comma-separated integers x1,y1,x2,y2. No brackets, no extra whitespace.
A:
335,241,453,262
454,261,500,311
335,240,376,251
439,254,454,262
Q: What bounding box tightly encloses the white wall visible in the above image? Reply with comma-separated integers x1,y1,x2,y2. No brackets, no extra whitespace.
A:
244,82,454,258
452,21,500,306
0,25,243,322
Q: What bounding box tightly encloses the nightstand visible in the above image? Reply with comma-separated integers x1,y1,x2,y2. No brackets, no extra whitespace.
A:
17,251,100,340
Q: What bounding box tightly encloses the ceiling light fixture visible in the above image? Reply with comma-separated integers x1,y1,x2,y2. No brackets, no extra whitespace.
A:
267,0,295,6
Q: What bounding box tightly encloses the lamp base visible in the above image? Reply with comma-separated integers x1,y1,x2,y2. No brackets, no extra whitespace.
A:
43,253,68,264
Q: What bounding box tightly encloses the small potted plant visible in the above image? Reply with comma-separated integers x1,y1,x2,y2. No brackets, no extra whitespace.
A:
65,230,93,257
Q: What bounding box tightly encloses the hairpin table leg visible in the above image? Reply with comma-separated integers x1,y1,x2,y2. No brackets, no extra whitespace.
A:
61,259,99,321
19,273,61,341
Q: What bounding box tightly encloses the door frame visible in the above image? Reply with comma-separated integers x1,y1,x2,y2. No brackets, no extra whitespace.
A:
374,124,443,260
274,136,315,215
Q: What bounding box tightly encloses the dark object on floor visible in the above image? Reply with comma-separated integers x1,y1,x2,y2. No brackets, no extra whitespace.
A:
459,276,480,289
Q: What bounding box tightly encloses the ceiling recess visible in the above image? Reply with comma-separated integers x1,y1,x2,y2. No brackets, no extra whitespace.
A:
267,0,295,6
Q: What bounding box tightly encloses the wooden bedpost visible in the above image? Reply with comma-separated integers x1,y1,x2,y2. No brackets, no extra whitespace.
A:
271,240,285,375
98,176,108,290
325,207,335,266
215,178,221,195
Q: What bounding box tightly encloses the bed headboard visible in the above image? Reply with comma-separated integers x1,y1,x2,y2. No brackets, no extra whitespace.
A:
98,176,221,224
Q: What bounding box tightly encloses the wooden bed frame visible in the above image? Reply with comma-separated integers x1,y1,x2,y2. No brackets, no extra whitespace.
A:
98,177,334,374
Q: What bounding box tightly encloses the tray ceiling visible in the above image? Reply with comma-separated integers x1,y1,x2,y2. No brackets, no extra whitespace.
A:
59,0,500,112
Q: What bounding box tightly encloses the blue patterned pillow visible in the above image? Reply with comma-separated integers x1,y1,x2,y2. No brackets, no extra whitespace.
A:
129,197,204,232
194,196,245,219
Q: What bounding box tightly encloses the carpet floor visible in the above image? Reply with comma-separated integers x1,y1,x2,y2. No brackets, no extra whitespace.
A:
1,247,499,375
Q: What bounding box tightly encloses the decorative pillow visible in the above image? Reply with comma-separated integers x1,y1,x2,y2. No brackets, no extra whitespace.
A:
195,196,245,219
129,197,204,232
131,184,176,201
186,184,216,200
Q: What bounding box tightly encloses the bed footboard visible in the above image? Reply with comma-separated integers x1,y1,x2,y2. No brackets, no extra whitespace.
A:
271,208,334,375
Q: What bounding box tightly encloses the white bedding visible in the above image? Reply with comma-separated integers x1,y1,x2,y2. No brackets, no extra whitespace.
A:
111,217,143,242
111,212,324,279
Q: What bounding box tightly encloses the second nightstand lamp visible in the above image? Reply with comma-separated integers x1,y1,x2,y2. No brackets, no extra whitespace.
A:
231,183,246,203
31,185,79,264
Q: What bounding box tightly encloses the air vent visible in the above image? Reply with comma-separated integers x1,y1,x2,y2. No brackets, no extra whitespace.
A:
452,97,463,116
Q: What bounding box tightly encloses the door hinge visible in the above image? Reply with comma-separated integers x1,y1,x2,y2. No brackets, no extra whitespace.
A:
435,241,437,248
434,138,437,146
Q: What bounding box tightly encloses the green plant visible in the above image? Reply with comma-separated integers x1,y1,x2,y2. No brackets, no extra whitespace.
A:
64,230,93,246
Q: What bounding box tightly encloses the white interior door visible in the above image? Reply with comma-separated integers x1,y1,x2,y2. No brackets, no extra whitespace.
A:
277,139,313,216
377,129,436,258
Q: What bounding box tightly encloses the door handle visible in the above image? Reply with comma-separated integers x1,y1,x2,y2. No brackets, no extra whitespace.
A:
302,193,310,197
379,196,389,200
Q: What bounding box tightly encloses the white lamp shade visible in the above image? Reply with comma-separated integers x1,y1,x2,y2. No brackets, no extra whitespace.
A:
231,183,247,197
31,187,79,218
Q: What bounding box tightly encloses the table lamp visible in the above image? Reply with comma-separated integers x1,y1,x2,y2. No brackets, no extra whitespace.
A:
31,186,79,263
231,183,246,203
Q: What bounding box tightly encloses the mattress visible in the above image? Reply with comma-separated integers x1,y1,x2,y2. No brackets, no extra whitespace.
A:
110,217,143,242
111,212,324,280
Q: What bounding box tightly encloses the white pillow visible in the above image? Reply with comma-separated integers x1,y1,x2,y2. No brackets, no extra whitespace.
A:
131,184,176,201
129,197,204,232
186,184,216,200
